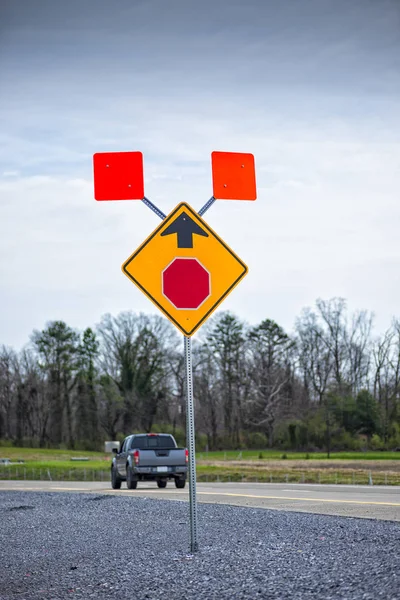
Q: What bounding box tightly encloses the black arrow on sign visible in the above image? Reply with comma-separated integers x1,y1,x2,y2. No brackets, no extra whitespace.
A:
161,212,209,248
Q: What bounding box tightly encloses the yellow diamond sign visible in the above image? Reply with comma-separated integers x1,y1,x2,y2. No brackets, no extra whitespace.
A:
122,202,248,336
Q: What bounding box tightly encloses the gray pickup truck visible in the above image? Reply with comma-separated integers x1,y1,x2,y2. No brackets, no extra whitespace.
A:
111,433,188,490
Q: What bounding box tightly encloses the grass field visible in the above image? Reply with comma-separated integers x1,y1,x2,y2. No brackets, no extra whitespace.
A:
1,446,400,462
1,446,399,485
197,450,400,461
0,447,105,461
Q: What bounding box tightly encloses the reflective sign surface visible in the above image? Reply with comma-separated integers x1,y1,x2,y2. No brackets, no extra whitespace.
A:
122,202,248,336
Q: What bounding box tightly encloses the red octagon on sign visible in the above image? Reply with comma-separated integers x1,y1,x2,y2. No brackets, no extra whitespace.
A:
162,258,210,309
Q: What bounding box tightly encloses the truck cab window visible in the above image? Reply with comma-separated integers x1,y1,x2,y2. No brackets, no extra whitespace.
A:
130,437,147,450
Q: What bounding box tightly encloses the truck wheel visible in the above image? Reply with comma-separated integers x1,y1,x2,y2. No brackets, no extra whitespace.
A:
126,465,138,490
157,479,167,488
111,466,122,490
175,477,186,489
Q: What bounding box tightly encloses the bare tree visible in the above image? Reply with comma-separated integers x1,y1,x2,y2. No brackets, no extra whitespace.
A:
312,298,373,396
18,348,50,446
193,343,222,450
74,328,100,449
296,308,334,455
316,298,348,393
296,308,333,404
0,346,18,440
345,310,373,395
203,312,247,446
245,320,295,447
373,320,400,443
31,321,80,447
97,312,179,432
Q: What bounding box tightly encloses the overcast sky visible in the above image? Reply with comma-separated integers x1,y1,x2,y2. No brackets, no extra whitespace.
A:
1,0,399,348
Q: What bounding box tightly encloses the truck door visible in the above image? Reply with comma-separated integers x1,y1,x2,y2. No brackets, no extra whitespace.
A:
117,437,130,477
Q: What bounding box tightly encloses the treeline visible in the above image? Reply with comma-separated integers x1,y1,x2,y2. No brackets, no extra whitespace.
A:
0,298,399,452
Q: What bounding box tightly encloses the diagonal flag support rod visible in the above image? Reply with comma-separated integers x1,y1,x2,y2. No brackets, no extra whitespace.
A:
140,194,213,554
142,196,167,220
198,196,216,216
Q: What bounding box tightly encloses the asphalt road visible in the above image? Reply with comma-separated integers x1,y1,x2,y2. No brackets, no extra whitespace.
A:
0,490,399,600
1,480,399,521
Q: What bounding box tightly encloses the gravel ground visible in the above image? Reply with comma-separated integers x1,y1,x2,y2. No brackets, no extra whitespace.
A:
0,492,399,600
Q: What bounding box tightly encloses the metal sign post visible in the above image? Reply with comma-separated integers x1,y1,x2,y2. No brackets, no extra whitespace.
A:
93,150,256,554
184,336,198,553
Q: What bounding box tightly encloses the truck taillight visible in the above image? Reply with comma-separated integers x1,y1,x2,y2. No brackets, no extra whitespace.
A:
133,450,140,466
185,449,188,464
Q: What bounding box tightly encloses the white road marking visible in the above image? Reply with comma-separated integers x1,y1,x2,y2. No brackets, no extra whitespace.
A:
281,489,311,493
196,491,400,507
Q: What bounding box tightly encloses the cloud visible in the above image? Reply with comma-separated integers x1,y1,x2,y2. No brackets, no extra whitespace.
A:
1,119,399,348
0,0,399,348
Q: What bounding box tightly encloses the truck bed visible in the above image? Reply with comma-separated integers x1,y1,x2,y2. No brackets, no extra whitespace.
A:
134,448,187,467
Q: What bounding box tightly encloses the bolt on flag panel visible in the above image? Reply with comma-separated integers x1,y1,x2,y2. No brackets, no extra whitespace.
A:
121,202,248,336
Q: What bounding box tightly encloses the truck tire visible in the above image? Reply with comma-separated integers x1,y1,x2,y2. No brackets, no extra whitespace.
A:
126,465,138,490
111,466,122,490
175,476,186,489
157,479,167,488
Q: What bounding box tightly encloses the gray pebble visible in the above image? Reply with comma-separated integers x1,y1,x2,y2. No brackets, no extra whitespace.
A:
0,492,399,600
